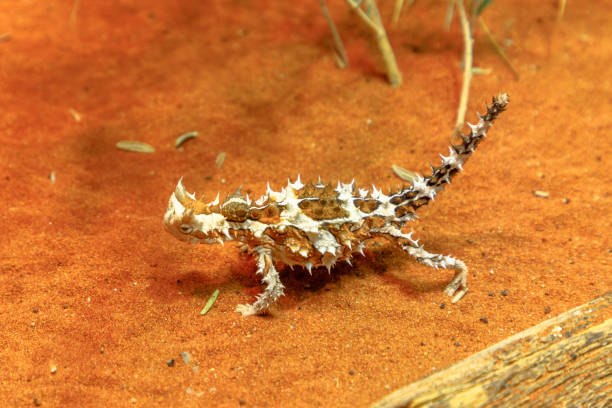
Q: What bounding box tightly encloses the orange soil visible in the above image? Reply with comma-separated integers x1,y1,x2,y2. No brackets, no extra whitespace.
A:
1,1,610,407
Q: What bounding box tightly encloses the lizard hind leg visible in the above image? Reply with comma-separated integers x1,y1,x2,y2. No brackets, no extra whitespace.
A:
404,244,468,303
379,227,468,303
235,247,285,317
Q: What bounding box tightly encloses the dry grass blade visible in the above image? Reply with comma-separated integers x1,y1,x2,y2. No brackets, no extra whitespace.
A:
116,141,155,153
200,289,220,315
68,108,82,122
444,1,455,31
452,0,473,139
319,0,349,68
346,0,381,33
478,16,519,79
557,0,567,21
392,0,415,24
472,67,492,75
392,164,419,182
215,152,226,169
175,131,198,148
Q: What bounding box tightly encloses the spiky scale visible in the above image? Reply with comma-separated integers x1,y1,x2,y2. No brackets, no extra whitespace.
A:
305,262,313,274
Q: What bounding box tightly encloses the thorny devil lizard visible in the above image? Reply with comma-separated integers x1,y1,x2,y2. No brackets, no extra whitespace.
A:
164,93,509,317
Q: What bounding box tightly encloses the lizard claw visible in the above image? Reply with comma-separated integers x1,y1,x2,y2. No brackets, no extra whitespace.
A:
444,269,468,303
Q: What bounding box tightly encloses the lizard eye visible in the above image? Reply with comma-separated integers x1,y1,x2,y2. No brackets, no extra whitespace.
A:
179,224,193,234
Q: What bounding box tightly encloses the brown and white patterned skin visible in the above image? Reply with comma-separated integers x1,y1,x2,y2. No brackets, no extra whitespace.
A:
163,94,509,316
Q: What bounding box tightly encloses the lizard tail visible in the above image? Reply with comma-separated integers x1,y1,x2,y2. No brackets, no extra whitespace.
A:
391,93,509,219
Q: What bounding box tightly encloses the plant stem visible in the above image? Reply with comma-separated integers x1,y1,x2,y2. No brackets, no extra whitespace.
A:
453,0,473,138
346,0,403,87
366,0,403,87
319,0,349,68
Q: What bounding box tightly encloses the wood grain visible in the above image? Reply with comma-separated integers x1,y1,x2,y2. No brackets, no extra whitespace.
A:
371,292,612,408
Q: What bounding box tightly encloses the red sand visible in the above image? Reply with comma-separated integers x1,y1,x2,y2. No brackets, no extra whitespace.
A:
1,1,610,407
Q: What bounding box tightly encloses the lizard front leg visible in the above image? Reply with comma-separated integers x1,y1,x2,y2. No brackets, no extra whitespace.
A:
373,226,468,303
235,246,285,317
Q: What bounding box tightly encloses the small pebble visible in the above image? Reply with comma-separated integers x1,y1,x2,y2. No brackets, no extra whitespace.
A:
33,398,42,406
439,303,445,309
32,308,39,313
544,306,551,314
179,351,192,365
480,317,489,324
500,290,508,296
50,365,57,374
454,342,461,347
533,190,549,198
167,358,175,367
348,369,355,375
488,292,495,297
562,198,570,204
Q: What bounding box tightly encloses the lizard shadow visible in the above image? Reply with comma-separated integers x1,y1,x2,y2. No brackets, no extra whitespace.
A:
148,227,509,309
226,246,444,308
367,246,451,299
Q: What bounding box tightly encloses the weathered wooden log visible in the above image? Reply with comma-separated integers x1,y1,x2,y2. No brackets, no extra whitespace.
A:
371,291,612,408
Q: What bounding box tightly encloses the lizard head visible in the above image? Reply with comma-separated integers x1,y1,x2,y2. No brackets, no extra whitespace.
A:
163,178,234,245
